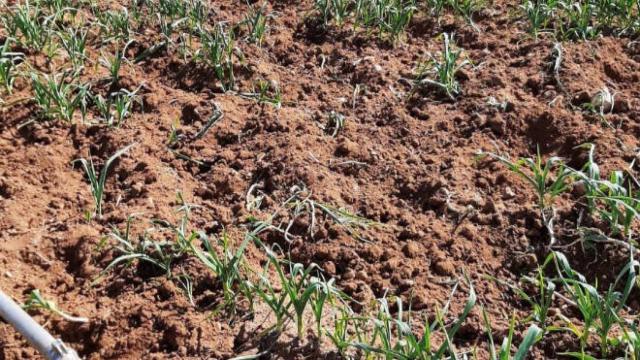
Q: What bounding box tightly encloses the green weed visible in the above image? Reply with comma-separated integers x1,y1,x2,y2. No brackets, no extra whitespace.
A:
483,310,542,360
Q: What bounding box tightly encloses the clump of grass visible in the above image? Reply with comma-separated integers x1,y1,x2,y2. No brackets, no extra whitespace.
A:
93,88,141,127
272,258,324,337
414,33,470,100
568,144,640,239
190,230,254,315
553,251,637,357
353,280,477,358
315,0,416,41
103,200,199,278
196,24,237,91
243,3,270,46
74,143,134,218
3,1,51,51
520,0,639,40
478,149,570,246
483,144,640,242
355,0,417,40
247,242,343,338
156,0,189,19
99,41,133,88
58,27,87,71
185,0,208,33
482,310,543,360
94,6,131,43
326,306,364,356
521,0,557,37
0,39,23,93
621,323,640,359
558,1,599,40
31,73,90,123
489,268,556,334
103,217,179,277
316,0,351,27
480,149,569,212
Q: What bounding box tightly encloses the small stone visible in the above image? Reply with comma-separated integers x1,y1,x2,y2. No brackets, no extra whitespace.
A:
144,173,157,184
503,186,515,199
572,90,591,105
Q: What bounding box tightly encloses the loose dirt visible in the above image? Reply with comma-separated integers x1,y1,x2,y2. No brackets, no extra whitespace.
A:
1,0,639,358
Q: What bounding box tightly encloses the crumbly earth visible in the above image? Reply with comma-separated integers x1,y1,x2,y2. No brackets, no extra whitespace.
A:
1,0,639,359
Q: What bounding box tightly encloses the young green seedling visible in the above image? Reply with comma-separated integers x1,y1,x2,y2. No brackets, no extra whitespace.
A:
8,1,51,51
23,289,88,323
353,279,477,359
521,0,556,37
94,7,131,43
74,143,134,218
244,3,270,46
100,40,133,88
478,149,570,246
197,24,237,91
414,33,470,100
59,27,87,70
190,230,253,315
273,258,323,337
483,309,542,360
0,38,23,93
31,73,89,122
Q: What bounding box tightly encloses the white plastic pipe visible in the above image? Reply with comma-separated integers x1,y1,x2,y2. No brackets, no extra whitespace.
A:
0,290,80,360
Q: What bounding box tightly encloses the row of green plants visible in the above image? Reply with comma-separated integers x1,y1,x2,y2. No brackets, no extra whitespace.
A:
3,0,637,119
95,192,545,359
26,140,640,358
479,144,640,358
1,2,470,122
521,0,640,39
481,144,640,242
315,0,418,40
491,249,639,359
314,0,487,39
69,155,638,359
315,0,640,40
0,0,279,122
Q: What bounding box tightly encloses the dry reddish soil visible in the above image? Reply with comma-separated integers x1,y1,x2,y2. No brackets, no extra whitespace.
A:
1,0,640,359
